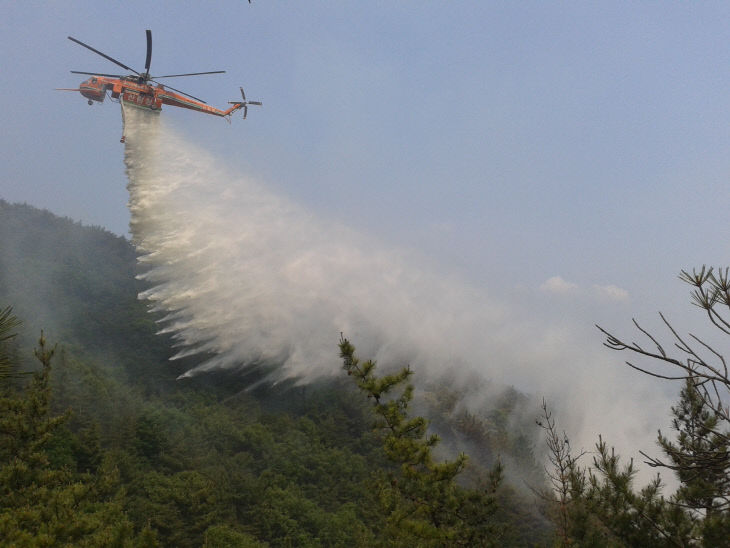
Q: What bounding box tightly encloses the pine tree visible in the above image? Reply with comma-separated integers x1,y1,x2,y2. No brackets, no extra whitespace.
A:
535,399,585,547
597,267,730,544
655,378,730,515
339,335,502,546
0,330,136,546
538,403,695,547
585,436,694,547
651,377,730,545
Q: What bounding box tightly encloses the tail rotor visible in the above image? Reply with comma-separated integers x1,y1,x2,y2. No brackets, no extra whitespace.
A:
229,87,262,119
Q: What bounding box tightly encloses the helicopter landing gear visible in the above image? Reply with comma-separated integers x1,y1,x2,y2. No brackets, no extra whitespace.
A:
88,100,93,105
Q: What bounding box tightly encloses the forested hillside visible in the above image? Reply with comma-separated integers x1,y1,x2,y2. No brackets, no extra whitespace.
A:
3,200,729,546
0,201,175,383
0,201,551,546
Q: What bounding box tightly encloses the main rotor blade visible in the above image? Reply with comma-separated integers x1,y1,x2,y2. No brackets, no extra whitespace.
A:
152,71,226,78
71,70,125,77
151,80,207,104
145,30,152,73
68,36,139,75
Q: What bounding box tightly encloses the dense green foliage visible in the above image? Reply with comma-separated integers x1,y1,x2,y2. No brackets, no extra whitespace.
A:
0,327,137,546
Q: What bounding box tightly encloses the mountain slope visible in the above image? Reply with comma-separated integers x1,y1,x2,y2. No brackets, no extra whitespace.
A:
0,200,177,381
0,200,552,545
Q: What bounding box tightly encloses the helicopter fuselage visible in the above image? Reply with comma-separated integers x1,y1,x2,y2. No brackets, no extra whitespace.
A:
78,75,238,117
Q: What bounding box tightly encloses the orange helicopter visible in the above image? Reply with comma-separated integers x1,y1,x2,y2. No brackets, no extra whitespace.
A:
58,30,261,142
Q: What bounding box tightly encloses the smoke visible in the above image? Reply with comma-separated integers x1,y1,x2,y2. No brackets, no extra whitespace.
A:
123,108,674,474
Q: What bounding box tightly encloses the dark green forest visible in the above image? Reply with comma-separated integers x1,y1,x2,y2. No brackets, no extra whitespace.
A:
1,199,729,546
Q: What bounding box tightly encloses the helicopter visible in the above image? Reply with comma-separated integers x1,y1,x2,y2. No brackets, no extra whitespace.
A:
58,30,261,142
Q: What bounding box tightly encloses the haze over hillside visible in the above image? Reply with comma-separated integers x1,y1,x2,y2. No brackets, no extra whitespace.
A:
0,198,554,545
118,108,671,475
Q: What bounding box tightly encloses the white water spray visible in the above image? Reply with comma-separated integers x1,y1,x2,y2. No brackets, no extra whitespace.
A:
124,109,513,381
123,108,673,470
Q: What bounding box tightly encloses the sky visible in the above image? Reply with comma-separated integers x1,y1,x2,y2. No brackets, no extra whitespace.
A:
2,2,730,462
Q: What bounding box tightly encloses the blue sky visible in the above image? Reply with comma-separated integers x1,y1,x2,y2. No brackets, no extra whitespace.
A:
2,1,730,341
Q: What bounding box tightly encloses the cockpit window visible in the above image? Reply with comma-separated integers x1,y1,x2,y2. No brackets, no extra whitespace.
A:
91,77,97,83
